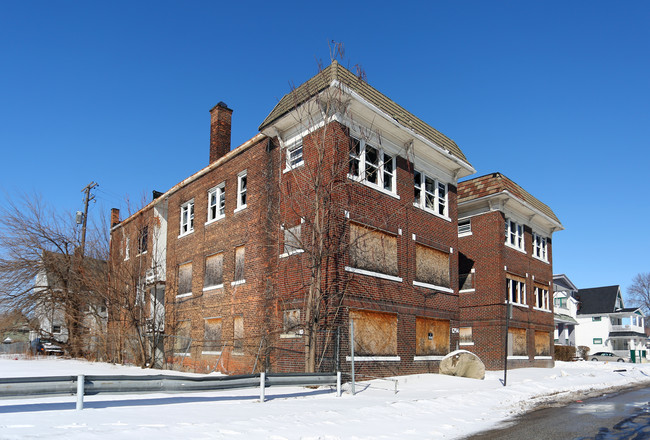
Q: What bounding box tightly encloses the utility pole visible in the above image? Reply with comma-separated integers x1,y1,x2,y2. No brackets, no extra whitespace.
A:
79,181,98,257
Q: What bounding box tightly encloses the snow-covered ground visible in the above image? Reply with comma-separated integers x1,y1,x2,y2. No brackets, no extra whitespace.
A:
1,356,649,439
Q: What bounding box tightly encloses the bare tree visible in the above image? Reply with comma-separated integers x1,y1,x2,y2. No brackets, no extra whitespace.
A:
628,272,650,315
0,193,107,357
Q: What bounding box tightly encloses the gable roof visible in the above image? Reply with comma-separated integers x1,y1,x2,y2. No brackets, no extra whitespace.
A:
258,60,470,165
457,172,561,225
577,285,622,315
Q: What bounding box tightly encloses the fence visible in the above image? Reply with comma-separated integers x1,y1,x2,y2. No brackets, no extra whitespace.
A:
0,371,342,410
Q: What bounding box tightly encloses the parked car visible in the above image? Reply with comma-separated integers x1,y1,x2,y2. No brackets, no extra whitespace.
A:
590,352,627,362
31,338,64,356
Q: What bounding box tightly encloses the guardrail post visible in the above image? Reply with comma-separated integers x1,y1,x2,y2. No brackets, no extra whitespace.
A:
259,372,265,403
336,371,341,397
76,375,85,411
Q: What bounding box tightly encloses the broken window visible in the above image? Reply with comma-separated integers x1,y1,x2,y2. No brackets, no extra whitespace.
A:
348,137,396,193
508,327,527,357
286,142,304,169
349,223,398,277
415,244,450,289
458,219,471,235
177,262,192,296
506,275,526,305
137,226,148,254
459,327,473,345
534,331,550,356
236,171,247,210
349,310,397,356
204,253,223,289
414,170,448,218
180,200,194,236
207,183,225,222
233,316,244,354
534,285,550,310
203,318,222,353
283,309,301,335
234,246,245,283
283,223,302,255
174,320,192,354
415,317,450,356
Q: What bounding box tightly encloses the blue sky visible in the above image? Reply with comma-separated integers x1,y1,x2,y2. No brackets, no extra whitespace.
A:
1,1,648,296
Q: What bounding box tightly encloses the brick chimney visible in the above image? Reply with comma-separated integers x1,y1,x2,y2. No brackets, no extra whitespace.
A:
209,101,233,164
111,208,120,227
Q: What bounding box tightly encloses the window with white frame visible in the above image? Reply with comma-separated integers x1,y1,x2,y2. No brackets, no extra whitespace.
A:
348,137,396,193
180,200,194,236
283,309,301,335
124,237,130,260
137,226,148,255
533,233,548,261
458,219,471,235
286,142,304,170
534,286,550,310
505,218,524,251
506,276,527,306
414,170,448,218
236,172,247,210
207,183,225,223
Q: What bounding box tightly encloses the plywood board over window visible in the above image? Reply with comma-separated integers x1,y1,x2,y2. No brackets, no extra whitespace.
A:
535,331,551,356
203,318,222,352
234,246,245,282
204,253,223,288
349,309,397,356
233,316,244,354
174,320,192,354
508,327,527,356
415,244,450,288
349,223,398,276
178,263,192,295
416,317,450,355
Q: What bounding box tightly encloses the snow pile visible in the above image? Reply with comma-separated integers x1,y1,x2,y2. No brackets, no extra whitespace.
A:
1,357,649,439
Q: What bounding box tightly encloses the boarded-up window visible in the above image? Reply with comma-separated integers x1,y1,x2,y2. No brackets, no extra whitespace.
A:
283,309,301,335
204,253,223,288
174,320,191,354
534,331,550,356
203,318,222,353
234,246,245,281
459,272,475,291
284,224,301,254
508,328,527,356
349,309,397,355
459,327,473,345
349,223,398,276
415,244,450,288
178,263,192,295
416,317,450,355
233,316,244,353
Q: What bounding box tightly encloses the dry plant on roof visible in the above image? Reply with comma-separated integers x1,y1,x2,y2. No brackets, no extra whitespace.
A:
0,193,108,358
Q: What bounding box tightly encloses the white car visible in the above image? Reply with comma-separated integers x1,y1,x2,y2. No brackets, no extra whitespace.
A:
590,352,627,362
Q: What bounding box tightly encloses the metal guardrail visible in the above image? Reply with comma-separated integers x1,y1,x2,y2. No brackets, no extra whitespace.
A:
0,372,342,409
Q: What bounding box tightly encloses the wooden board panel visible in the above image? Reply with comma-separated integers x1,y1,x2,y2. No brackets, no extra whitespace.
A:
534,331,550,356
415,244,450,288
349,309,397,355
416,317,450,355
349,223,398,276
509,327,527,356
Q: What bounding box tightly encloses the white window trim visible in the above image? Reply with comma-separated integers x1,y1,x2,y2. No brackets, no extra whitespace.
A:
534,286,551,311
345,356,401,362
174,352,191,357
124,237,130,261
235,171,247,212
459,288,476,293
179,200,195,238
534,356,553,360
280,333,303,339
507,356,529,360
533,307,552,313
532,233,549,263
413,355,445,361
279,249,305,259
459,342,475,346
413,169,450,221
348,137,399,197
201,351,222,355
412,280,454,294
203,284,224,292
506,278,527,306
505,218,525,252
283,142,304,173
458,219,472,237
206,183,226,225
231,279,246,286
345,266,403,283
175,292,192,299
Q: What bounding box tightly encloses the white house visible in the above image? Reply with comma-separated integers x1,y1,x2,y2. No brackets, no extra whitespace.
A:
553,274,580,346
574,285,647,360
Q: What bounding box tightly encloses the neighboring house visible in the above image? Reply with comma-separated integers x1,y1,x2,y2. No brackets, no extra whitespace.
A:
456,173,564,370
574,285,647,359
33,251,108,353
553,274,580,346
111,61,482,376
